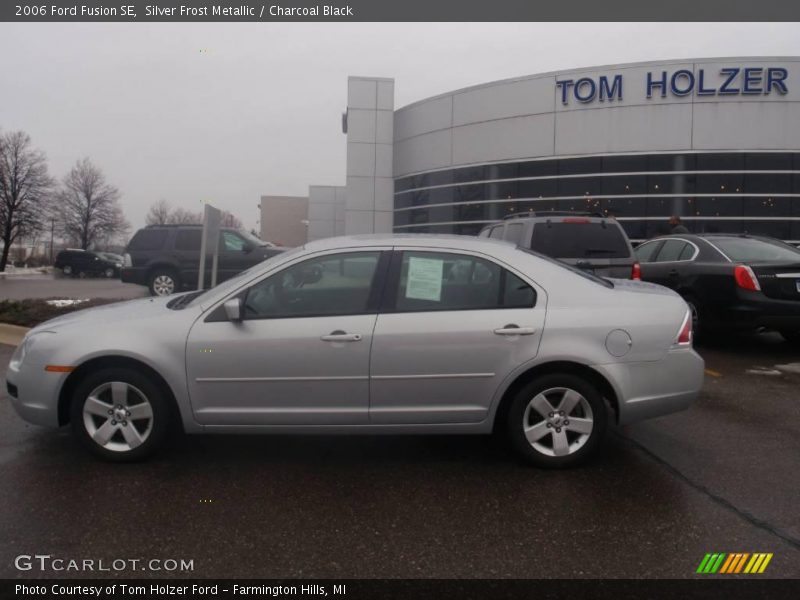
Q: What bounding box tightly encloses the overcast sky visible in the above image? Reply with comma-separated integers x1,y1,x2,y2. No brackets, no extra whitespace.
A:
1,23,800,233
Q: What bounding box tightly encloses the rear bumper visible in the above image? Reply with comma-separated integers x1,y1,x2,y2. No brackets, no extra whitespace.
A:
724,293,800,331
594,349,705,426
121,267,147,286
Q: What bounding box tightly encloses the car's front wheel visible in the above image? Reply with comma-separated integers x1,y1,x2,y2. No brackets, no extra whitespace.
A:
104,267,115,278
62,265,73,276
506,373,607,468
148,269,179,296
70,368,170,461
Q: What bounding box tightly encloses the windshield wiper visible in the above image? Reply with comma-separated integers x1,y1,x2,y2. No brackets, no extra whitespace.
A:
167,290,204,310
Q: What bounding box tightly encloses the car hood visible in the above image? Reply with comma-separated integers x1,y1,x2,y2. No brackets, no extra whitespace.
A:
31,296,177,333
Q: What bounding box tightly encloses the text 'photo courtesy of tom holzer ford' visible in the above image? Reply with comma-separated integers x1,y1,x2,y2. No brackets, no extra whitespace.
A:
12,4,356,18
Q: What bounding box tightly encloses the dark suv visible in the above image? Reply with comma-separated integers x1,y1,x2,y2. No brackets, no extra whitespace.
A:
122,225,286,296
478,212,640,279
55,249,121,278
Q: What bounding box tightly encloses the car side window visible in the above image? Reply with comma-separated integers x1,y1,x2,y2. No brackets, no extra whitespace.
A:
221,231,247,252
243,252,381,319
654,240,688,263
393,251,535,312
678,243,696,261
505,222,524,245
489,226,505,240
175,229,202,251
634,241,661,263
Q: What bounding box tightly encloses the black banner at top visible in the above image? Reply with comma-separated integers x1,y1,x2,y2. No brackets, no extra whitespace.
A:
3,0,800,22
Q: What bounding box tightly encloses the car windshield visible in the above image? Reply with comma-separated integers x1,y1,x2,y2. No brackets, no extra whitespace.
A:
519,247,613,288
711,237,800,263
186,245,304,307
238,229,272,247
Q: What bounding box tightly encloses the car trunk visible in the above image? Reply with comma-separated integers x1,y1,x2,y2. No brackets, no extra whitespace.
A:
750,263,800,301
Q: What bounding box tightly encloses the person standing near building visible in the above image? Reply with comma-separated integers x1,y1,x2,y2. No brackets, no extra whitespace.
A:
669,215,689,234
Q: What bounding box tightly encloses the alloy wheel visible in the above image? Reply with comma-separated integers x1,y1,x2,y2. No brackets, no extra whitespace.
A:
82,381,154,452
152,275,175,295
522,387,594,457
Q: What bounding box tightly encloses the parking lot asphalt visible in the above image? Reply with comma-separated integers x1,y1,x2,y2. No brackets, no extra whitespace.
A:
1,335,799,579
0,274,148,300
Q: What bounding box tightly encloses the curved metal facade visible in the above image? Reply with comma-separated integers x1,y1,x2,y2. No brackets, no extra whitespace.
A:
391,58,800,242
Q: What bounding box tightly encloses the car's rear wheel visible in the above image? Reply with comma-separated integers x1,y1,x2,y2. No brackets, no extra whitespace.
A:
70,368,169,462
104,267,115,278
506,374,607,468
148,269,179,296
63,265,73,276
779,329,800,345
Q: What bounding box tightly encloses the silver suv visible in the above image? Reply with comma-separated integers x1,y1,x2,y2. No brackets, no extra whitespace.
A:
6,234,703,467
479,212,640,280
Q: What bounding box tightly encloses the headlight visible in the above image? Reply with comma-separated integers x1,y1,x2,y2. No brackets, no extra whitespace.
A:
9,331,56,370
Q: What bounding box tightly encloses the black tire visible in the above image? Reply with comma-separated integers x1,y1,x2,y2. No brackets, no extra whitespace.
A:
77,270,87,279
62,265,73,276
779,330,800,344
506,373,608,469
148,268,180,296
104,267,115,278
70,367,170,462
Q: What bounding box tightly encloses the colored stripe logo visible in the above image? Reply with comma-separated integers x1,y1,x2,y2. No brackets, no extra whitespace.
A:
696,553,773,574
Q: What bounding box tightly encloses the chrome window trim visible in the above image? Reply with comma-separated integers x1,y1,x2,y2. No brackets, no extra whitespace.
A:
650,238,701,264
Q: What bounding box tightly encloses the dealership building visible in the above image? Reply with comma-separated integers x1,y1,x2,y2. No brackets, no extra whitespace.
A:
270,57,800,245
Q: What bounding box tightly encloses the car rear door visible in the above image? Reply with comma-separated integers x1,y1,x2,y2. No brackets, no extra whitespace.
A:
642,239,693,290
174,229,203,284
368,248,545,425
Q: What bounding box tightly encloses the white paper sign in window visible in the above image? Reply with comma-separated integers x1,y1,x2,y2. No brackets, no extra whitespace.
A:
406,257,444,301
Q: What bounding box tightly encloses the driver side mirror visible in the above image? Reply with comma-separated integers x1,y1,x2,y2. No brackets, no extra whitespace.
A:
223,298,243,322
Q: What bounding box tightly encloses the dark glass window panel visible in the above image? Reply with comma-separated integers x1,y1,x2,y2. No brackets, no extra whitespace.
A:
645,220,673,239
488,181,519,200
395,177,415,193
408,209,430,225
696,153,745,171
793,154,800,171
518,160,557,177
693,219,744,235
743,196,791,217
558,177,602,197
454,223,486,236
602,175,647,195
427,170,454,187
426,187,455,204
603,197,646,219
558,157,602,175
648,154,696,172
790,222,800,241
744,174,792,194
620,220,647,241
602,155,648,173
394,191,414,209
646,197,675,218
518,179,558,199
793,175,800,195
742,220,791,239
793,198,800,217
519,199,560,213
695,196,743,217
427,205,455,223
454,203,490,222
453,166,488,184
453,184,488,203
487,163,520,180
394,211,411,227
647,173,674,194
695,173,744,194
745,153,792,170
555,199,586,212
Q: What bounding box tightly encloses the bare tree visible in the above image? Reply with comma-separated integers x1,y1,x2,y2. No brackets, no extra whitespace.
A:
57,157,129,249
0,131,54,271
145,199,171,225
221,211,244,229
170,207,203,224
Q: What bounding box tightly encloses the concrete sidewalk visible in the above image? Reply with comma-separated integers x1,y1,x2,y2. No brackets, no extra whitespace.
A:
0,324,29,346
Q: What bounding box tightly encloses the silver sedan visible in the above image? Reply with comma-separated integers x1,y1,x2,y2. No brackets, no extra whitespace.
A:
5,235,704,467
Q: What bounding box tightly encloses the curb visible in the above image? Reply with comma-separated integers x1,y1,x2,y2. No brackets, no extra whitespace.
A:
0,323,30,347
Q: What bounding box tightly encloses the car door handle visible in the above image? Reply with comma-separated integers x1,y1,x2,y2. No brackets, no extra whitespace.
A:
321,331,362,342
669,269,679,276
493,325,536,336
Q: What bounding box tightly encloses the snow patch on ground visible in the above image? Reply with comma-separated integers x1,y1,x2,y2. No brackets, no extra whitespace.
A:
45,299,90,308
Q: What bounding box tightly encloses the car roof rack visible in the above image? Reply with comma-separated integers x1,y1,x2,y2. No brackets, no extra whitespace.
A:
502,211,605,220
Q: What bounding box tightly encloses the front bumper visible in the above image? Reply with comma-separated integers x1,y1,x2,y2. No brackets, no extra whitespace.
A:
594,349,705,426
5,360,65,428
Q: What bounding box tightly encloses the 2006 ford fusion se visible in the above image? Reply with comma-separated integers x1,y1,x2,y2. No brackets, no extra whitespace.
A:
5,235,704,467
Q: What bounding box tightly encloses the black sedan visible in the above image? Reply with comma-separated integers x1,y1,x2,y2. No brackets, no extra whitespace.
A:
634,234,800,343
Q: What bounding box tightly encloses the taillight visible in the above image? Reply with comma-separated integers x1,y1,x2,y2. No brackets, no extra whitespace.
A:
734,264,760,291
631,261,641,280
562,217,590,224
676,309,692,346
123,253,132,267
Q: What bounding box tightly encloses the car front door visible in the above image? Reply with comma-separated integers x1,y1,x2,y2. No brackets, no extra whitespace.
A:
185,249,390,426
368,249,545,425
174,228,203,285
643,239,692,290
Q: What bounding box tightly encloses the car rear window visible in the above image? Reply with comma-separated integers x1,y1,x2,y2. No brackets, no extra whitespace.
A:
529,222,630,259
711,237,800,262
128,229,168,251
